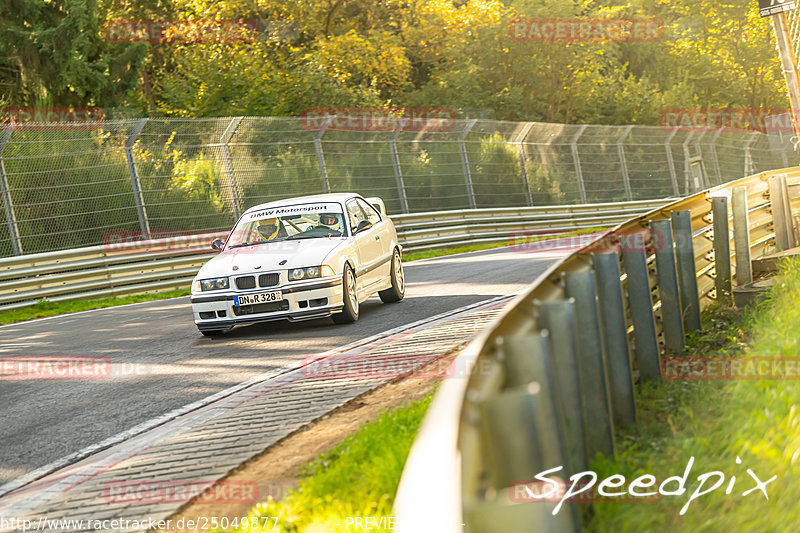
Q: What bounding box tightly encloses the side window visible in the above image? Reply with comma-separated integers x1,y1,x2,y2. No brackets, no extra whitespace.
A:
346,200,367,231
357,198,382,225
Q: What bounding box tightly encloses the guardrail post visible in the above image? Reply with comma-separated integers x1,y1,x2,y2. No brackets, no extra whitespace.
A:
618,125,634,201
779,174,797,248
565,271,615,458
502,333,569,470
570,125,588,203
469,372,581,533
671,211,702,332
314,116,333,194
0,125,22,255
125,118,151,239
651,219,685,353
220,117,244,219
732,187,752,286
390,120,409,213
768,175,791,251
712,196,732,299
665,127,680,196
515,122,535,206
459,119,478,209
538,300,588,474
592,253,637,426
621,240,662,381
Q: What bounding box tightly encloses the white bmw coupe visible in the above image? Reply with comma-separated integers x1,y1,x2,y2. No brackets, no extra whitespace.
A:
190,193,404,336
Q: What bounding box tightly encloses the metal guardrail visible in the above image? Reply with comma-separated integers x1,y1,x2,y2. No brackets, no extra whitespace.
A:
0,200,669,312
394,167,800,532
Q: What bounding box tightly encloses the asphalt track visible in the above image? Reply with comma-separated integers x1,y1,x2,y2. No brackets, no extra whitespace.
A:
0,246,567,486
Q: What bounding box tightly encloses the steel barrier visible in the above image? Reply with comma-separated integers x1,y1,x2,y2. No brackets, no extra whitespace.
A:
0,199,669,312
394,167,800,532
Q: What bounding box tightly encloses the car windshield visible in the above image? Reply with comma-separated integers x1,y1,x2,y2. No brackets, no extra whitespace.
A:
227,202,348,248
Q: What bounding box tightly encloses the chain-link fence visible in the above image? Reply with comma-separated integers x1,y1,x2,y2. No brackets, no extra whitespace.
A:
0,117,795,257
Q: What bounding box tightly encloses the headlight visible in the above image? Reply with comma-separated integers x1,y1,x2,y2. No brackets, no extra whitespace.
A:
191,279,202,294
288,265,335,281
199,277,230,291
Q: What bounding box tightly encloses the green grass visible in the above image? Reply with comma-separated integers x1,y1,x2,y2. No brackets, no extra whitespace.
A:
223,394,433,533
0,289,191,325
586,258,800,532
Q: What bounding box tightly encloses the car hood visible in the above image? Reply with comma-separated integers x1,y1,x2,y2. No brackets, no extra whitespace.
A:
197,237,348,279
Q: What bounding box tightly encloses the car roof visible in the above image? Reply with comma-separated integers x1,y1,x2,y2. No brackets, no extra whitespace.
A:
243,193,360,214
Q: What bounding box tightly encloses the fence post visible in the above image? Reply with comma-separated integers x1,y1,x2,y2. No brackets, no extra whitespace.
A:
732,187,752,286
621,239,662,381
592,253,636,426
515,122,535,206
682,131,694,195
564,271,615,458
220,117,244,219
618,125,634,201
0,125,22,255
125,118,151,239
459,118,478,209
314,116,333,194
671,211,702,332
390,120,409,213
570,125,588,203
709,128,723,184
743,132,758,176
693,131,708,189
651,219,685,353
665,127,680,196
712,196,732,299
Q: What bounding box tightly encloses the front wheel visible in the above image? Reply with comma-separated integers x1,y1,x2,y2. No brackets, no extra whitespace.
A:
379,249,404,303
333,265,359,324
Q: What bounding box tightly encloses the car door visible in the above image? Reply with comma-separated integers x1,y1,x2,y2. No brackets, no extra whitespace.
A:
345,199,383,293
356,197,391,279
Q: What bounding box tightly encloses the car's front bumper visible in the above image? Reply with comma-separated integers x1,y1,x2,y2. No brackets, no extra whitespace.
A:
190,276,344,331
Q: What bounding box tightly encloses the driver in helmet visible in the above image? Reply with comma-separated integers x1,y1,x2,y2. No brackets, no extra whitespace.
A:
318,213,339,230
257,217,281,241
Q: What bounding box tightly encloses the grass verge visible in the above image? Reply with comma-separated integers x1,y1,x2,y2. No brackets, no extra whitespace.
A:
586,258,800,532
222,394,433,532
0,289,191,325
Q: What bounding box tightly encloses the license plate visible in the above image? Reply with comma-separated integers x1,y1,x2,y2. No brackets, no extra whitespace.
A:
234,291,282,306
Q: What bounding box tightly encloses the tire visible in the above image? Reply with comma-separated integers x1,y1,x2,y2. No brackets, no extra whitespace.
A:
332,265,359,324
199,329,226,337
379,249,405,303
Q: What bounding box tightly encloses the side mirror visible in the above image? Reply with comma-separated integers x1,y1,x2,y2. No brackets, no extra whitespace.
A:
211,238,225,251
355,220,372,234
